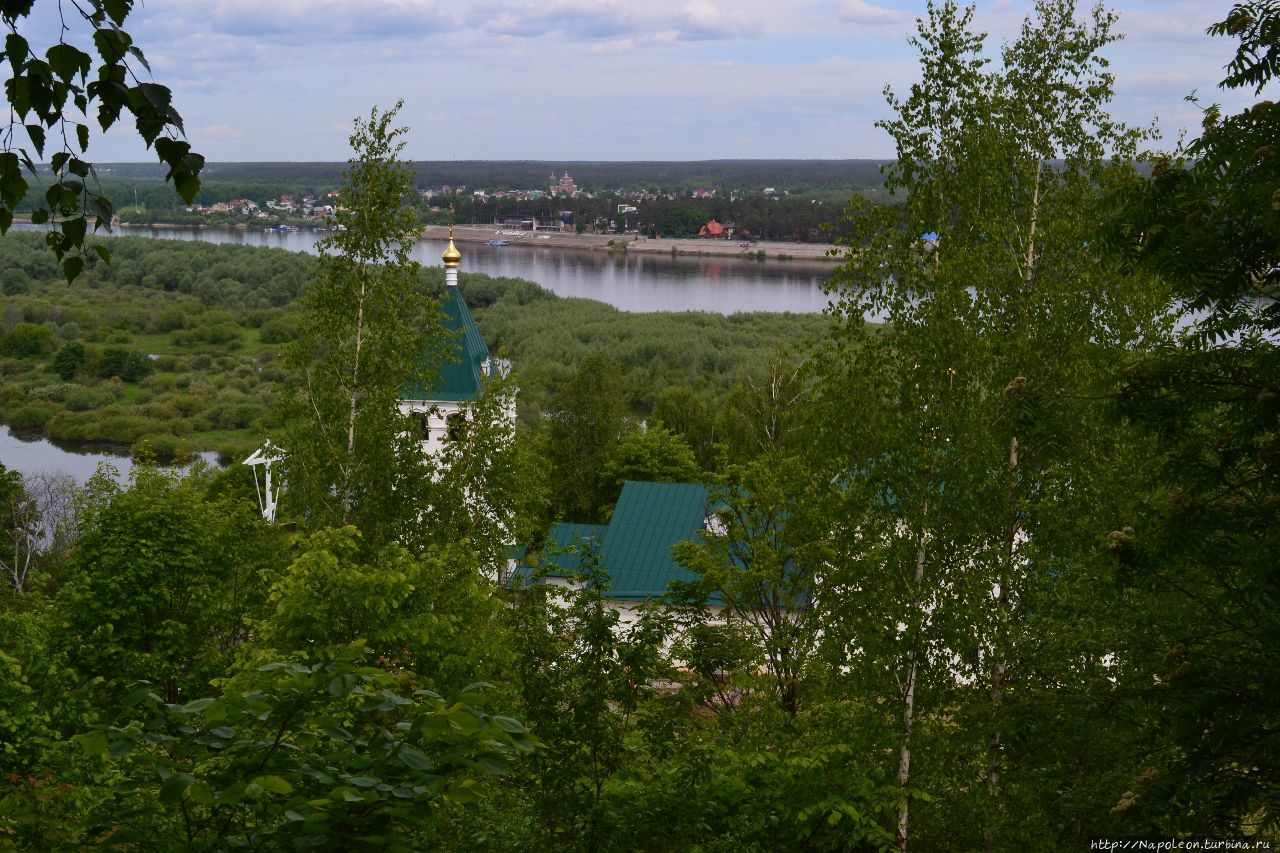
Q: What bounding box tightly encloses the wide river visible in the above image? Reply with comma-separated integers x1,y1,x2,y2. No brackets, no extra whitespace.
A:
112,225,837,315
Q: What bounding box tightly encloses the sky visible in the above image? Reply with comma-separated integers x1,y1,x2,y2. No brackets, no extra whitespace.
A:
24,0,1270,162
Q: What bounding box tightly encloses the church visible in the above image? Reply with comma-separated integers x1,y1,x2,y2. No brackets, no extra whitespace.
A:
398,226,514,453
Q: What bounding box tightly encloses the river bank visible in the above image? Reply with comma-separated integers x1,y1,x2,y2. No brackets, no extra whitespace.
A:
419,224,840,263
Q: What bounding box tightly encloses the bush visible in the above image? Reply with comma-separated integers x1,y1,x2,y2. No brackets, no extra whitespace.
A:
0,323,55,358
99,348,152,383
131,433,185,462
7,403,57,429
27,383,73,403
50,341,86,380
258,316,301,344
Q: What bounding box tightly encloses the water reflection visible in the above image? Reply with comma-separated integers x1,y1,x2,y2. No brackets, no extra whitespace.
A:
0,425,219,485
109,226,836,315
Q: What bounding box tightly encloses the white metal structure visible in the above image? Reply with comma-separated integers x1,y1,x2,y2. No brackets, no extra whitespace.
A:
243,440,285,523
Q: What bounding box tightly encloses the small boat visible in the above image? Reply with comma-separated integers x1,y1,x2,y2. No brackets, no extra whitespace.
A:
486,239,509,246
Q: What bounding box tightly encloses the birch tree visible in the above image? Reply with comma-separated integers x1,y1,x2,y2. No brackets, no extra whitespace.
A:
814,2,1171,848
283,102,447,547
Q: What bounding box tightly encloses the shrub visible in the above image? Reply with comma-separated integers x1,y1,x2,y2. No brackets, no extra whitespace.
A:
63,386,115,412
50,341,86,380
99,348,152,383
259,316,301,344
7,403,58,429
131,433,185,462
0,323,55,358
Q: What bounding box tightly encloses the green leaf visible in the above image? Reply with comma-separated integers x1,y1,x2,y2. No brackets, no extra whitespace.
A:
159,776,190,805
327,672,358,697
93,28,129,64
77,730,108,756
108,737,133,759
45,43,90,82
398,747,433,771
173,171,199,204
76,123,89,152
473,754,511,776
29,208,47,225
250,775,293,795
61,255,84,283
490,715,525,734
102,0,130,25
187,783,214,806
61,215,87,249
127,45,151,73
5,33,28,73
24,124,44,156
7,76,30,118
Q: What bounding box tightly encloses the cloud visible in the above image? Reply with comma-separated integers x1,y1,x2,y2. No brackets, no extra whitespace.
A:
677,1,762,40
838,0,907,27
191,123,244,140
181,0,462,42
471,1,639,39
466,0,758,43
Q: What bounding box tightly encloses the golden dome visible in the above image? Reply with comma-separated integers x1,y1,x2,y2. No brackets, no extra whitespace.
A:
442,237,462,268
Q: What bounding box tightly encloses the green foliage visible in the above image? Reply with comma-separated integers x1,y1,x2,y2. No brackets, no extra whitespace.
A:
673,455,827,718
0,321,54,357
1101,2,1280,834
543,351,631,524
813,1,1174,847
281,103,447,546
56,464,285,705
599,425,700,512
50,340,85,379
0,0,203,276
507,554,670,851
260,526,511,693
650,384,719,470
77,644,534,849
464,273,832,420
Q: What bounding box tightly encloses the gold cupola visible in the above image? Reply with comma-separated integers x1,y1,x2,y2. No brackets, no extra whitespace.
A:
442,207,462,268
442,237,462,268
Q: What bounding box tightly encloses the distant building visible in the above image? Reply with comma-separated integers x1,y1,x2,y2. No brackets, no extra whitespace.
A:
550,172,578,196
692,188,715,199
698,219,730,239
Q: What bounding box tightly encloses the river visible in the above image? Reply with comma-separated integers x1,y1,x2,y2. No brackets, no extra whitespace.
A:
2,226,836,479
111,225,837,315
0,425,220,485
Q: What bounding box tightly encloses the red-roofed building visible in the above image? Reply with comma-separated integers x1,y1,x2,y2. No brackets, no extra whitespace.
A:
698,219,728,238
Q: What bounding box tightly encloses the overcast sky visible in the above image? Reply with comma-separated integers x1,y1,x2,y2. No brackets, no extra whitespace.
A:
34,0,1269,162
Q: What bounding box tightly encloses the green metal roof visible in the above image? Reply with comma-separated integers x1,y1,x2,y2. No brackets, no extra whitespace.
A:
402,286,491,402
511,522,607,584
519,482,717,602
603,482,713,601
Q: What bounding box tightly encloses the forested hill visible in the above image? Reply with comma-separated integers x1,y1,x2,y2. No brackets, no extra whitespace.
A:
96,160,892,192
